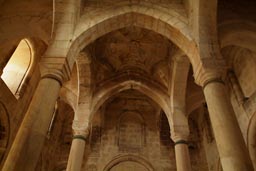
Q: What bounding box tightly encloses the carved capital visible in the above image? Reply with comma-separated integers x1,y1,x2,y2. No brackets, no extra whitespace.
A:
170,125,190,142
40,57,71,84
193,59,226,87
40,67,64,85
72,120,90,139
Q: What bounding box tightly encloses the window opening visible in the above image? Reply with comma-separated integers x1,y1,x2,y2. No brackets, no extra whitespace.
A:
1,39,32,98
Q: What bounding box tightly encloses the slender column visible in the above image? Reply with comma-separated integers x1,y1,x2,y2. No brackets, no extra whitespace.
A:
2,69,63,171
203,78,254,171
171,131,192,171
174,140,191,171
66,126,89,171
171,107,192,171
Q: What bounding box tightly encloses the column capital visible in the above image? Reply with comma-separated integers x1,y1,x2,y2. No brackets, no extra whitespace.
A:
40,56,71,84
170,107,190,143
72,120,90,140
171,125,190,143
194,67,225,88
193,58,226,87
171,132,189,143
40,67,64,85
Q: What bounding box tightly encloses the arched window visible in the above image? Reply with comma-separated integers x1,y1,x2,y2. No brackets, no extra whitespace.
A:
118,111,145,151
1,39,32,98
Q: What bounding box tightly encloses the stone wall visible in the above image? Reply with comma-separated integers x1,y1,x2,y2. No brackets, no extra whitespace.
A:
0,66,40,169
83,90,176,171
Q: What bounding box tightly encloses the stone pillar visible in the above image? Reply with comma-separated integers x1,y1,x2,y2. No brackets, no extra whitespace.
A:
202,76,254,171
171,129,192,171
2,69,64,171
66,125,89,171
174,140,192,171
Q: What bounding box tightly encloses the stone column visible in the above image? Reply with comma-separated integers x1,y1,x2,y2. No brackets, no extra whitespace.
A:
174,140,192,171
171,127,192,171
2,69,64,171
202,76,254,171
66,124,89,171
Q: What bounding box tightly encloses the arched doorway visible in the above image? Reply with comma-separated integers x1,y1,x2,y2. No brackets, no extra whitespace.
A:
110,161,148,171
104,155,154,171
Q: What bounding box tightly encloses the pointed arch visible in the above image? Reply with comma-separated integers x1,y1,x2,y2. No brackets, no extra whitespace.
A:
67,9,199,72
219,20,256,52
91,73,170,123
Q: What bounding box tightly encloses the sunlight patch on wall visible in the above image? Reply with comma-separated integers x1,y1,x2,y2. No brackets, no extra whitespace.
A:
1,39,32,98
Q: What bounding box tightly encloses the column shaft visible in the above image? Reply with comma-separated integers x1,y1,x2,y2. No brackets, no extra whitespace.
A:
66,137,86,171
204,81,253,171
2,77,61,171
174,141,192,171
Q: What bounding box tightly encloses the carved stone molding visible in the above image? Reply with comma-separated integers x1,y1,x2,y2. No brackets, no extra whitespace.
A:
40,67,64,85
192,57,227,87
170,125,190,142
40,57,71,83
194,66,225,88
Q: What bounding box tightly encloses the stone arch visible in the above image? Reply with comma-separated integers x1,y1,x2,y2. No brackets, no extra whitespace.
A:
103,154,154,171
91,73,170,123
219,20,256,52
219,20,256,98
169,52,191,136
232,47,256,97
67,10,199,73
170,51,190,112
59,61,79,111
247,112,256,170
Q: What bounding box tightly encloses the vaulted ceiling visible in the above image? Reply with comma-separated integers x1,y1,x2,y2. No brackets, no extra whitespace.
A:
90,26,177,88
